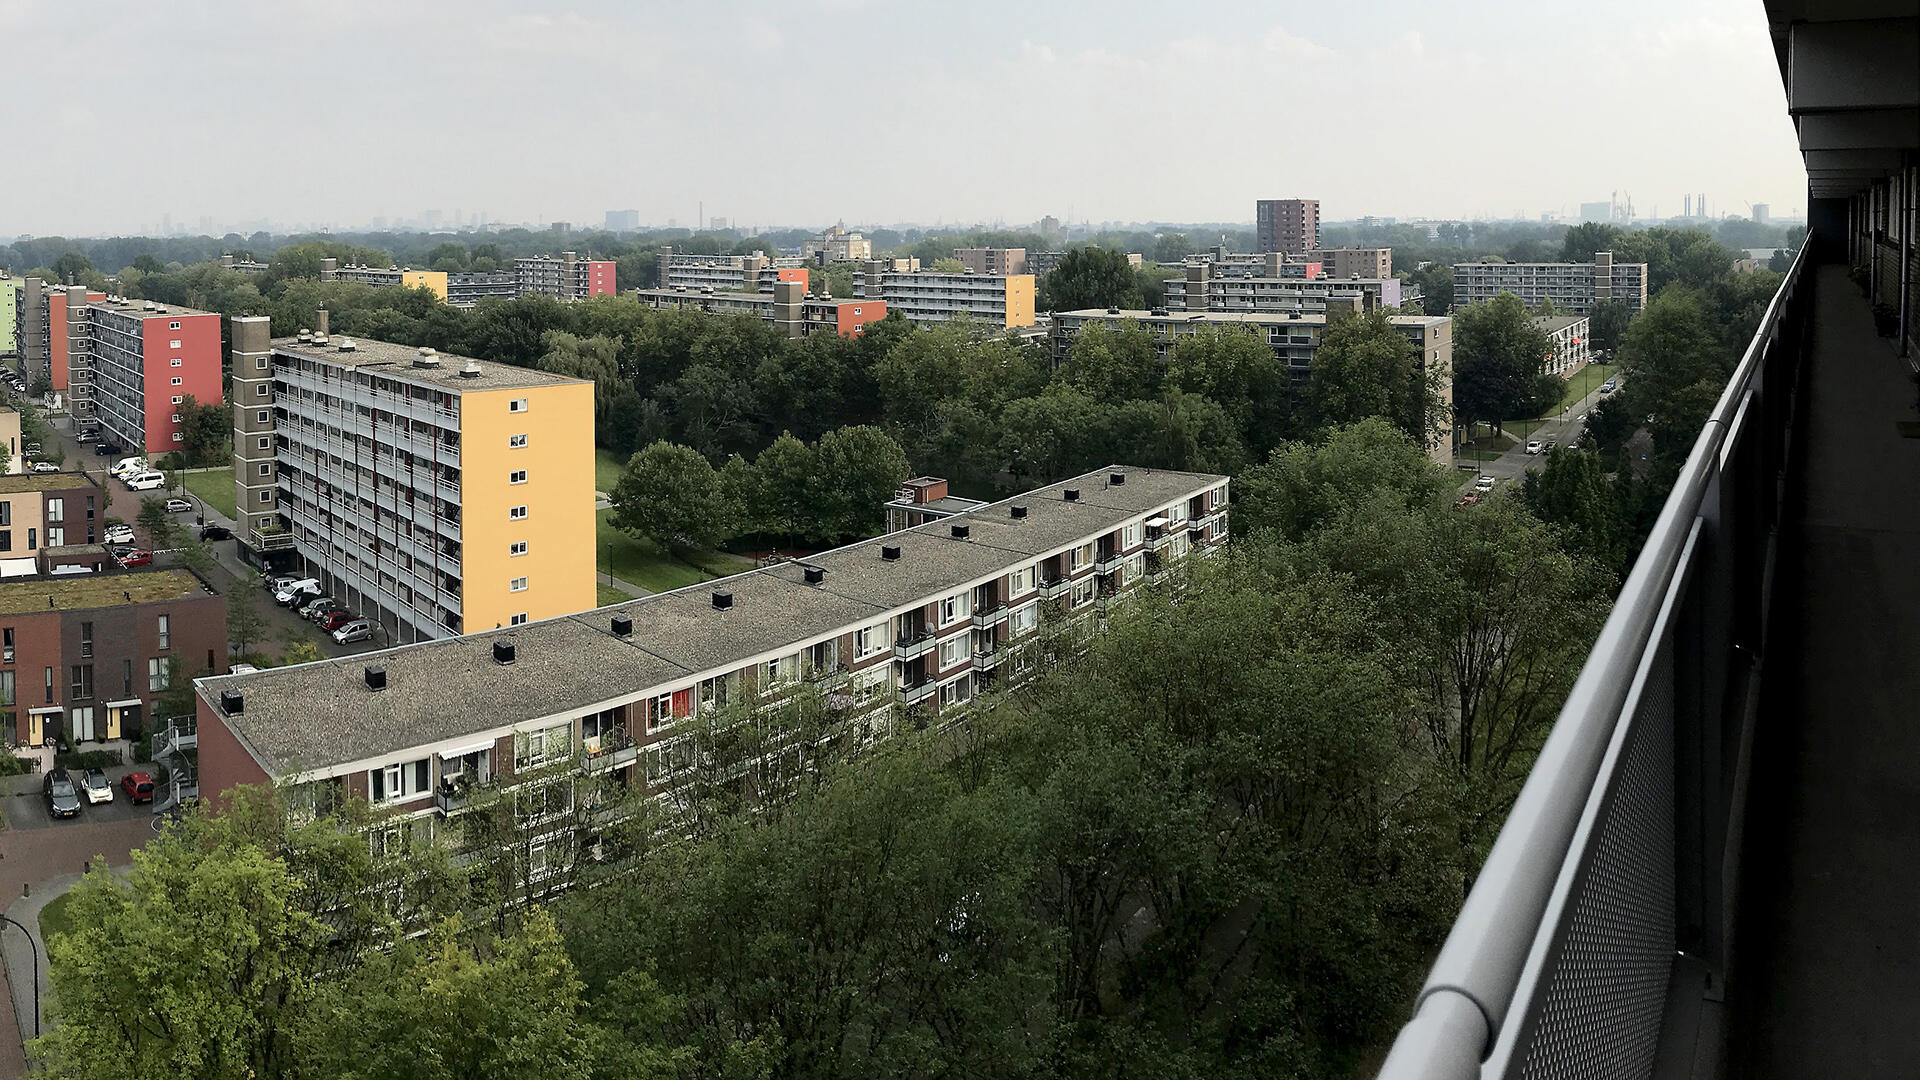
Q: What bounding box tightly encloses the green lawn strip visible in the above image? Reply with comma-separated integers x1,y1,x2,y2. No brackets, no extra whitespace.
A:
596,584,632,607
595,509,752,593
593,448,627,495
182,469,237,519
1543,363,1617,419
39,890,77,945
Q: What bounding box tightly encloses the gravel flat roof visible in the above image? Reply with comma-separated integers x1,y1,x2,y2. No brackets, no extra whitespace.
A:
199,465,1225,775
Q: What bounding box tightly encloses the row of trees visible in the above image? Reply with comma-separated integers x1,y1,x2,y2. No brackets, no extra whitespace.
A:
610,425,912,553
38,417,1616,1080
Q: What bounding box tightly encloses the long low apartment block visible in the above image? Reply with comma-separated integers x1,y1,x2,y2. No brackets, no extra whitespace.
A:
194,466,1230,825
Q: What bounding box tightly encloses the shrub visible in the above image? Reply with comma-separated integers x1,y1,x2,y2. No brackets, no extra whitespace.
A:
56,749,122,771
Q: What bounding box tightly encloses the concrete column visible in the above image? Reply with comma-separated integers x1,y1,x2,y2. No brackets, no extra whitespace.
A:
1902,162,1914,357
230,316,276,546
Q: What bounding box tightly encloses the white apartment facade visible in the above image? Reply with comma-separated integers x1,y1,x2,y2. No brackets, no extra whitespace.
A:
1451,251,1650,315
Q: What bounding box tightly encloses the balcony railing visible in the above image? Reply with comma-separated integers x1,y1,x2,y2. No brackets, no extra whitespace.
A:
1377,246,1809,1078
583,729,639,774
892,629,936,660
249,525,295,552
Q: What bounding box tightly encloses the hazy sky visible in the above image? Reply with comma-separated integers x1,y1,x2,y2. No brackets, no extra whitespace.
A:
2,0,1807,236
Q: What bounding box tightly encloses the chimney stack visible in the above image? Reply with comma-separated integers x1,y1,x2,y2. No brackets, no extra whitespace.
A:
314,309,329,336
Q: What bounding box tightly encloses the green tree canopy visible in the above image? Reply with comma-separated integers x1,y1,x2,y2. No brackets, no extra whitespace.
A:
1451,293,1559,434
1041,247,1144,311
610,442,734,552
1308,307,1448,450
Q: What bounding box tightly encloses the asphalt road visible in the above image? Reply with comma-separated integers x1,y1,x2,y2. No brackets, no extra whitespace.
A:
1467,374,1621,489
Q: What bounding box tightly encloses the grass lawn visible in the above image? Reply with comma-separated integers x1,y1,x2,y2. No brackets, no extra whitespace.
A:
1546,363,1617,418
595,508,755,593
39,890,77,945
594,448,628,495
182,468,237,519
597,584,631,607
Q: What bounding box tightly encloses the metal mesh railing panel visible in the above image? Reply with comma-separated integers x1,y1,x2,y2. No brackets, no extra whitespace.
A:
1516,639,1677,1080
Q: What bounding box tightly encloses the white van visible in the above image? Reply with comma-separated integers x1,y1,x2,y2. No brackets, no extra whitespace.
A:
111,457,146,476
125,471,166,491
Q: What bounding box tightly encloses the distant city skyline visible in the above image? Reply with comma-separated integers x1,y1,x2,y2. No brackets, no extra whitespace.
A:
1,0,1805,237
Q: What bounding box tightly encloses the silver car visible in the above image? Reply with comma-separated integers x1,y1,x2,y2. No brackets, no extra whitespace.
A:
332,618,375,644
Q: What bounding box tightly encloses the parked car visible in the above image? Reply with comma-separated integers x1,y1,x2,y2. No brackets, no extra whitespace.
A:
229,663,260,675
266,573,302,593
93,442,119,456
23,441,40,455
30,461,58,473
103,524,136,545
199,524,231,541
121,771,155,804
319,610,356,633
1474,475,1496,492
164,497,193,513
44,769,81,819
1600,379,1617,394
80,767,114,805
125,471,167,491
297,595,336,619
332,618,375,644
116,549,154,568
275,578,322,606
1457,494,1483,507
1525,439,1543,455
110,456,146,476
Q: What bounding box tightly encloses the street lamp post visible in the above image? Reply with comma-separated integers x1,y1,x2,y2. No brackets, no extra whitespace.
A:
0,913,41,1037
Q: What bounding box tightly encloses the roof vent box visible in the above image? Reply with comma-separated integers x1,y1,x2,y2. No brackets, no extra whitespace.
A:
881,544,902,562
1109,472,1125,485
803,566,826,585
364,665,387,691
219,689,244,714
1010,505,1028,519
611,614,633,636
712,590,734,610
457,358,482,379
1064,488,1080,502
493,640,516,665
950,524,970,539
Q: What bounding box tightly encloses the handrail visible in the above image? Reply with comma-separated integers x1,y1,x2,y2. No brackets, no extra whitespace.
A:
1377,243,1809,1077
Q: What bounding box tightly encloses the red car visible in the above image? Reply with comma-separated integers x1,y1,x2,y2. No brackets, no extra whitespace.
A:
116,549,153,568
121,771,155,804
320,610,355,632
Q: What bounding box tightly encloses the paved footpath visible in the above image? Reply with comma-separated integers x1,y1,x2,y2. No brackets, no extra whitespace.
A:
0,811,151,1077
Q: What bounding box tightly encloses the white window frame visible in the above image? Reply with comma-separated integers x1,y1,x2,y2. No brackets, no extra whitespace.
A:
509,505,528,520
1010,604,1038,637
509,470,527,485
1010,565,1036,596
514,721,572,770
509,434,528,448
509,577,528,592
508,398,528,413
939,591,972,626
510,613,528,626
854,622,887,658
938,636,967,669
172,377,184,386
509,541,527,557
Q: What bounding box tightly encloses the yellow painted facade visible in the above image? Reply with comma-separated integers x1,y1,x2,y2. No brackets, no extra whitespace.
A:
457,381,597,631
1003,274,1036,328
400,270,450,301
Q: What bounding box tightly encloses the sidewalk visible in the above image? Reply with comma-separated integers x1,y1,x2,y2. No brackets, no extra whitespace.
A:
0,817,150,1077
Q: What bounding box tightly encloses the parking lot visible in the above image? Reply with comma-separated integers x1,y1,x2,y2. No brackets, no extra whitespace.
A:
21,404,384,664
1,763,156,830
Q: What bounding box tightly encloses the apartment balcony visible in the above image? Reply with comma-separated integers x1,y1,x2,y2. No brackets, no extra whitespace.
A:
434,776,500,816
1375,237,1920,1077
583,729,639,774
970,649,999,674
892,630,937,660
1037,576,1071,601
970,604,1008,629
897,678,939,706
249,524,295,552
